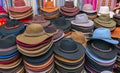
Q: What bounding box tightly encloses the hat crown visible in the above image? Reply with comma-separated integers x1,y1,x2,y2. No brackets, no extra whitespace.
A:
75,14,89,24
44,0,55,8
24,24,44,36
32,15,46,22
44,25,57,33
54,17,66,26
99,14,111,21
92,28,111,39
112,27,120,35
64,1,74,8
99,6,110,14
14,0,25,7
83,4,93,11
60,39,78,53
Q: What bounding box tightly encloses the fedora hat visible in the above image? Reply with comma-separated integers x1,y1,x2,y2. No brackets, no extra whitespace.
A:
0,19,25,36
94,14,116,28
52,17,71,32
87,39,117,60
71,14,94,27
16,23,51,44
54,38,85,60
30,15,50,27
88,28,118,44
71,31,87,47
111,27,120,38
82,4,96,13
40,0,59,13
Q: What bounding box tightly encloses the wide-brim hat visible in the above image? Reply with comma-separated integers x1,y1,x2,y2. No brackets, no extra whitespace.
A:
87,39,117,60
40,7,59,13
111,27,120,39
54,38,85,60
71,20,94,27
83,10,97,13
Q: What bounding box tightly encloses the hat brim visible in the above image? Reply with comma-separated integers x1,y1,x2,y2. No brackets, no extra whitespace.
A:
71,20,94,27
82,10,97,13
41,7,59,13
111,33,120,39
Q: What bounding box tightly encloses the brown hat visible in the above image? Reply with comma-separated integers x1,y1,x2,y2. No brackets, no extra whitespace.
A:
71,31,87,47
16,23,51,44
30,15,50,27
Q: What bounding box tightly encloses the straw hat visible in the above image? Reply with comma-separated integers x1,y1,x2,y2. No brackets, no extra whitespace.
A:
111,27,120,39
16,23,51,44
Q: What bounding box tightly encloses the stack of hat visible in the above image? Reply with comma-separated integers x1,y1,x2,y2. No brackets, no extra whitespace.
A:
9,0,33,19
85,28,118,73
30,15,50,27
111,27,120,73
60,1,80,20
54,38,85,73
94,14,116,31
0,34,24,73
16,24,54,72
44,25,64,42
71,14,94,37
52,16,71,33
82,4,97,20
0,19,25,36
40,0,59,19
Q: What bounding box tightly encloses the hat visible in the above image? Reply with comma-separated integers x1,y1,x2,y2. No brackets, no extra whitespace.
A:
43,13,60,19
16,23,51,44
54,38,85,60
71,14,94,27
52,17,71,32
82,4,96,13
88,28,118,44
114,10,120,19
40,0,59,13
87,39,117,60
30,15,50,27
111,27,120,38
71,31,87,47
0,19,25,36
0,5,8,17
14,0,26,7
94,14,116,28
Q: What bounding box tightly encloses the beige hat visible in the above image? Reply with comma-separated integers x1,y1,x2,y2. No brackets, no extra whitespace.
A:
71,31,87,47
16,23,51,44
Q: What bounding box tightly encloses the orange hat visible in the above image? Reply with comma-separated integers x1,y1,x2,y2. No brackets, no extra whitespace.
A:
40,0,59,13
111,27,120,38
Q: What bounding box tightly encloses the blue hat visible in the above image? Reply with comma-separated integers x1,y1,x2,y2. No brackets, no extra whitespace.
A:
88,28,118,44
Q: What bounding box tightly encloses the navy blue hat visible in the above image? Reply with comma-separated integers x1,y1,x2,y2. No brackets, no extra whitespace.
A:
0,19,25,36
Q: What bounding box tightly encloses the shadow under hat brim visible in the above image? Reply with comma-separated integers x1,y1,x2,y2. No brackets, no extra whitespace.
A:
53,41,85,60
71,20,94,27
17,33,51,44
40,7,59,13
87,40,117,60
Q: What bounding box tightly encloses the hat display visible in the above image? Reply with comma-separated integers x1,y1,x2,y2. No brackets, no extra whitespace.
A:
94,14,116,31
9,0,33,19
30,15,50,27
52,17,71,33
60,1,80,17
88,28,118,44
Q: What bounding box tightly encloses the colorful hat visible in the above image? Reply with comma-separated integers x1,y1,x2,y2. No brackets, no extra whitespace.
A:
111,27,120,39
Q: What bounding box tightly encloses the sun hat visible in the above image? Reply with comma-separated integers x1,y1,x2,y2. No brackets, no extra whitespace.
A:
82,4,96,13
40,0,59,13
52,17,71,32
71,14,94,27
87,39,117,60
0,19,25,36
71,31,87,47
16,23,51,44
88,28,119,44
111,27,120,38
30,15,50,27
54,38,85,60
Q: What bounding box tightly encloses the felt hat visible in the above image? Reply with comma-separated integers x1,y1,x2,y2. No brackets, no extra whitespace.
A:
71,14,94,27
30,15,50,27
71,31,87,47
111,27,120,38
52,17,71,32
40,0,59,13
16,23,51,44
87,39,117,60
88,28,119,44
82,4,96,13
54,38,85,60
0,19,25,36
94,14,116,28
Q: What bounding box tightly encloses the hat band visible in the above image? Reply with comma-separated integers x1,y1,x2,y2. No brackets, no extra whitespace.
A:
24,30,46,37
4,25,20,30
91,43,112,52
97,19,112,24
